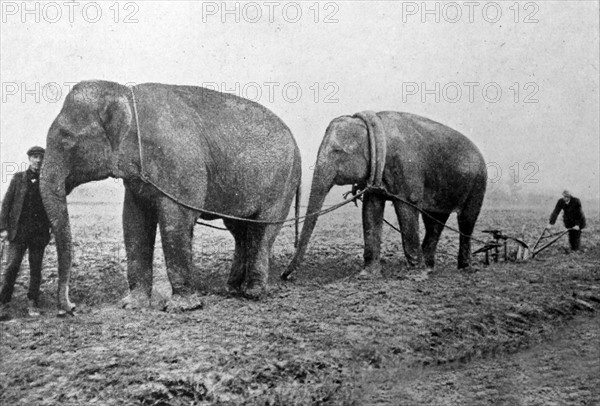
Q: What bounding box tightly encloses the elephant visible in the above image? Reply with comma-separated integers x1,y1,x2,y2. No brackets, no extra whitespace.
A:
281,111,486,280
40,80,301,314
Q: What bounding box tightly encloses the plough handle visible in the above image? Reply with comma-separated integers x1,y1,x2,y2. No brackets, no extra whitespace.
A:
532,228,547,252
532,229,570,258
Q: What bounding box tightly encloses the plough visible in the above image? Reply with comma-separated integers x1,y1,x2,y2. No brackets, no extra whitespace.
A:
473,226,574,264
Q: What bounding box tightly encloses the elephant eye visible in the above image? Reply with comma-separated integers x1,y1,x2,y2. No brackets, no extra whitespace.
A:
57,128,77,150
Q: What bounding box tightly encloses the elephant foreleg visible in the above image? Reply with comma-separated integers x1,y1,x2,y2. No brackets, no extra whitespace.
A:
245,226,269,290
421,211,450,269
157,197,195,295
360,192,386,277
123,188,158,308
393,200,423,268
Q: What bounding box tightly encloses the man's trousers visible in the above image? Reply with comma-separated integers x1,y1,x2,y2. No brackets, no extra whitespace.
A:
568,229,582,251
0,241,46,304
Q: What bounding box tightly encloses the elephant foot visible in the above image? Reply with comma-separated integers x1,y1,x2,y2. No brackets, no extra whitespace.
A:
150,291,170,311
0,303,12,322
28,300,42,318
57,302,76,317
358,263,383,280
407,267,434,282
226,283,243,297
459,264,480,274
57,283,76,316
57,309,76,318
58,297,76,317
406,259,425,269
171,281,194,296
458,259,474,270
244,283,268,301
120,288,151,310
161,294,204,313
226,275,244,293
280,264,298,281
151,282,174,310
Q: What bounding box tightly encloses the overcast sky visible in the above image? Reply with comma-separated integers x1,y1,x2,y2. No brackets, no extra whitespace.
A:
1,1,598,202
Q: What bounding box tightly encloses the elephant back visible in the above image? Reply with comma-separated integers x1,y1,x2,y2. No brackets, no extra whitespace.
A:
131,83,299,214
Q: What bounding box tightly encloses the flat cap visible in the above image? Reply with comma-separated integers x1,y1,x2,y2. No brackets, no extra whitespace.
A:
27,146,45,156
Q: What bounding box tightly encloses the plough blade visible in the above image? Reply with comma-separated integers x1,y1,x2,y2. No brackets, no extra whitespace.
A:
476,229,532,263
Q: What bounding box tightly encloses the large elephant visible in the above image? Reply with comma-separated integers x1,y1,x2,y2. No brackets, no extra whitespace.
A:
282,111,486,280
41,80,301,313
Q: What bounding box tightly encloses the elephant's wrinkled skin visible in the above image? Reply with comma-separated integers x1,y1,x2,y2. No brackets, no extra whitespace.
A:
41,80,301,312
283,111,486,279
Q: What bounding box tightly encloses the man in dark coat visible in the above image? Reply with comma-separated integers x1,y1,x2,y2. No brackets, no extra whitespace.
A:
0,146,51,317
546,190,586,251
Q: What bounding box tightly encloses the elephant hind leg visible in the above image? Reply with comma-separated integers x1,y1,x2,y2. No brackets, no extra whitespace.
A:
224,220,248,292
224,219,279,296
243,205,289,295
421,211,450,268
457,194,484,269
157,197,196,295
244,224,271,290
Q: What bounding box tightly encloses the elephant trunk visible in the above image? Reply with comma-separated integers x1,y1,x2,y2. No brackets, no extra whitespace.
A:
281,159,334,279
40,138,75,313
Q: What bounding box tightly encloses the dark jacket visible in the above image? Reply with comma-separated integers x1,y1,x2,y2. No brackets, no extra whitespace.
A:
549,197,586,229
0,170,51,243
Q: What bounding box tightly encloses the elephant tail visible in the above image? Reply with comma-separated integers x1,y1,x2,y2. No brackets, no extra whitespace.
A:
294,182,301,248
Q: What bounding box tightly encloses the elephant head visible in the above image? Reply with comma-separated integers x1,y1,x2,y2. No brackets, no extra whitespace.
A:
282,112,384,279
40,80,133,313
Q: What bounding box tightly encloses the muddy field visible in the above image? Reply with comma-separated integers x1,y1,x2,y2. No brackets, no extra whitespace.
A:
1,197,599,405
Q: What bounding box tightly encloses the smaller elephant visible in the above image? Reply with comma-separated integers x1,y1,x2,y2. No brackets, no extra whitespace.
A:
282,111,487,280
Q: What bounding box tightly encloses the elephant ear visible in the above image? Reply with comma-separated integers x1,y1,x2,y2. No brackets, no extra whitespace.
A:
353,111,387,188
101,93,133,153
129,84,210,210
